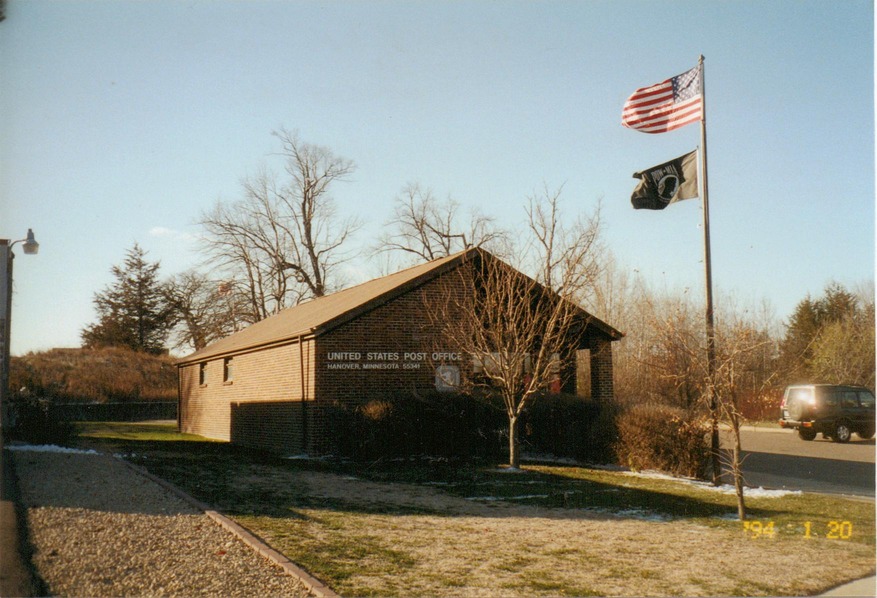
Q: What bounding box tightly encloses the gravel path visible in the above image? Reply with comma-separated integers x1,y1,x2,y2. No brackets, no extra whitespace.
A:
11,447,313,597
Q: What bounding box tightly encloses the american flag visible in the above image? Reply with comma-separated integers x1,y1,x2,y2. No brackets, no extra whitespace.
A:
622,65,702,134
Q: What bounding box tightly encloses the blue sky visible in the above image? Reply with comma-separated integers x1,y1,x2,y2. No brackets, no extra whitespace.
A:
2,0,873,355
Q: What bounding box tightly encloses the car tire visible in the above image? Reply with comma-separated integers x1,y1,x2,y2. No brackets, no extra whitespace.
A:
832,421,852,443
798,428,817,441
787,398,807,421
857,426,875,440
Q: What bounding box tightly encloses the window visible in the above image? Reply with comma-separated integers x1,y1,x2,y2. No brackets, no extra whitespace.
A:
223,357,234,383
839,391,859,409
199,363,207,386
858,391,875,409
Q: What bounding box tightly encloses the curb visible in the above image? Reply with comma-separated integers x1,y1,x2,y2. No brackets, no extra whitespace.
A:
114,456,339,598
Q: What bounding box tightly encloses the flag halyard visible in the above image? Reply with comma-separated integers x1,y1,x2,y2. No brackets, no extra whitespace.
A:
622,65,703,134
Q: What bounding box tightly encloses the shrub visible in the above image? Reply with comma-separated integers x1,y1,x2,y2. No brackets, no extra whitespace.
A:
7,397,74,446
329,392,620,464
519,393,619,464
615,402,710,479
329,392,505,460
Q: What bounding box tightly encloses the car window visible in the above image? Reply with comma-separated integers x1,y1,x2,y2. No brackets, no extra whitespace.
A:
822,390,839,407
858,391,875,409
788,388,812,403
839,391,859,408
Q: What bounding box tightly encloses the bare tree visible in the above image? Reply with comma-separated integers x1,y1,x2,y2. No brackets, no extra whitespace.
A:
272,128,360,297
526,184,603,301
198,130,360,322
644,293,780,518
433,252,591,469
713,316,778,520
164,271,242,351
376,183,506,264
429,189,604,469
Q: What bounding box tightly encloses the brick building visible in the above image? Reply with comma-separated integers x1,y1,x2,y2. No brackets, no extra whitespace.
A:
177,249,622,454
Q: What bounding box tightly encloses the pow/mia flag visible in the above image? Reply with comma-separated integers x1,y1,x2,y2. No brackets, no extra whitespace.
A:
631,150,698,210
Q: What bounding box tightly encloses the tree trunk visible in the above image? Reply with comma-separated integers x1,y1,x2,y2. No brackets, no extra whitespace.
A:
731,413,747,520
508,414,520,469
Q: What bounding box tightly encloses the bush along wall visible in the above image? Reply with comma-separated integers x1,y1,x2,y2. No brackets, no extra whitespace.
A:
328,391,620,464
328,391,506,461
519,393,619,465
614,402,711,479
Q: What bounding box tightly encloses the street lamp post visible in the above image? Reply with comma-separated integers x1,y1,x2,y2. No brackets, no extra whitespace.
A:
0,229,39,430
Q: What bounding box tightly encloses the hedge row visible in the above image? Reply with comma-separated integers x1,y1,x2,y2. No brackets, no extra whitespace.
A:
327,391,619,464
614,402,711,478
328,393,709,478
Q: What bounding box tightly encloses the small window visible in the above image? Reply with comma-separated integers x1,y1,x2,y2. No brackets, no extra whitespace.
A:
858,391,875,409
199,363,207,386
223,357,234,383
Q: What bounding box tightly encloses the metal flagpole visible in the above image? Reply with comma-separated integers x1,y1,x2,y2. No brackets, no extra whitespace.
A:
698,54,720,484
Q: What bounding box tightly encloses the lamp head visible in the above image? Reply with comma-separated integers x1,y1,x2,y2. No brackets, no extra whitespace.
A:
21,229,38,255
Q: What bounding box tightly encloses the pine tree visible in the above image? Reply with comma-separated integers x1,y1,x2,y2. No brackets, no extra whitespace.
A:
81,244,172,354
779,282,870,384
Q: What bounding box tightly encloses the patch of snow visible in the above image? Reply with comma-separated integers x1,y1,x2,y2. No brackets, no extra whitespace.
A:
726,486,801,499
466,494,550,501
489,467,528,474
623,469,698,483
585,463,627,472
715,513,743,520
612,508,674,522
581,506,673,522
623,470,801,498
6,444,98,455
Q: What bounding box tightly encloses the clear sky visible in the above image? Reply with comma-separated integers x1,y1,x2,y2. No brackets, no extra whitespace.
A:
1,0,874,356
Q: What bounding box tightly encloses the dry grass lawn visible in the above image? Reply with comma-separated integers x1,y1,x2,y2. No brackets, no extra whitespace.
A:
73,424,875,597
235,469,875,597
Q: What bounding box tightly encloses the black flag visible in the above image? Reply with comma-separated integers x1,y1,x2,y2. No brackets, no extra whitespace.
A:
631,150,698,210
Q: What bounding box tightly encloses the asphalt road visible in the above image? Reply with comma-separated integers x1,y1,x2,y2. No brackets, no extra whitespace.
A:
725,426,875,498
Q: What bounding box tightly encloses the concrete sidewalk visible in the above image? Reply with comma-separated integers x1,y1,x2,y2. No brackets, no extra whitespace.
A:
821,575,877,596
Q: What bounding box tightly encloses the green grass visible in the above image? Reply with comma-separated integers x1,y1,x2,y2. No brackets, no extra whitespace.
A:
75,421,208,443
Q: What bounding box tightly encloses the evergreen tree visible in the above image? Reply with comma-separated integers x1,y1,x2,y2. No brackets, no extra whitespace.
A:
779,282,872,385
81,244,172,353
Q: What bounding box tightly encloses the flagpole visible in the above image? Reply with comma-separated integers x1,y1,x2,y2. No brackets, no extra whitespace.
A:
698,54,720,484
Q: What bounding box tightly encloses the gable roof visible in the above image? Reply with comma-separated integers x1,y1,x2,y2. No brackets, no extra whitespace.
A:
177,248,622,365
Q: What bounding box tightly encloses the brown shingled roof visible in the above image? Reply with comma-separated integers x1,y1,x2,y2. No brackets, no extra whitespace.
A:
176,248,622,365
176,251,469,364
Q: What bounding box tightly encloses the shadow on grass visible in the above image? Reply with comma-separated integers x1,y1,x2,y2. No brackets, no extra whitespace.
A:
68,423,875,542
74,431,734,522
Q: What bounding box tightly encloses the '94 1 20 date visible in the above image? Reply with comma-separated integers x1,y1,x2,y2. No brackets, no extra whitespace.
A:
742,520,854,540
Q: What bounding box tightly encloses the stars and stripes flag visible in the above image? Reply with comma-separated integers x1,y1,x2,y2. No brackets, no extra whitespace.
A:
622,64,702,134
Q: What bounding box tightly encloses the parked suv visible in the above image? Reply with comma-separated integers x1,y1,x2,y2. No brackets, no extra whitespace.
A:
779,384,876,442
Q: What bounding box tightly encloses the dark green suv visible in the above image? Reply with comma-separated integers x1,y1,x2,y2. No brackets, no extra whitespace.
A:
779,384,876,442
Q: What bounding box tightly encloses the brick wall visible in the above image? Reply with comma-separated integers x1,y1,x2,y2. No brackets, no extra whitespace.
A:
179,339,314,446
588,337,615,402
310,268,470,453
